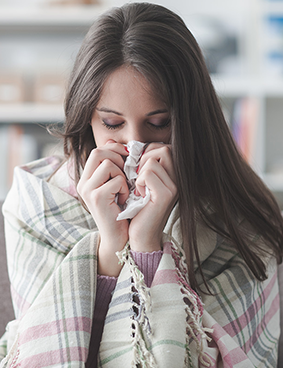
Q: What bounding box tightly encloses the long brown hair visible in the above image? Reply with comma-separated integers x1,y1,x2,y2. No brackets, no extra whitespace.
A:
62,2,283,292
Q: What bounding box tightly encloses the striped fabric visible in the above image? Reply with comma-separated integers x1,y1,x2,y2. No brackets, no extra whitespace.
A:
0,156,280,367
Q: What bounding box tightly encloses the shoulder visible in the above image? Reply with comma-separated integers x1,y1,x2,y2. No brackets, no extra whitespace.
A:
18,155,65,181
12,155,79,199
4,155,70,211
3,155,87,228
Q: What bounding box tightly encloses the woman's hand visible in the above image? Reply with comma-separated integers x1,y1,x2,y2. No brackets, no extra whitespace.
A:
77,140,129,277
129,143,178,252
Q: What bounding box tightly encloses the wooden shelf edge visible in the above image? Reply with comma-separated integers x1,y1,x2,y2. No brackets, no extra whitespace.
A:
0,103,64,123
0,5,109,26
212,75,283,97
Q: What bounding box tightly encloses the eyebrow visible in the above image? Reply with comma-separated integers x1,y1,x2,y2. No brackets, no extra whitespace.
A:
146,109,168,116
96,107,123,116
96,107,168,116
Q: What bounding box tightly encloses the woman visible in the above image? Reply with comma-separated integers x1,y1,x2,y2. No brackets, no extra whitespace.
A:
1,3,282,367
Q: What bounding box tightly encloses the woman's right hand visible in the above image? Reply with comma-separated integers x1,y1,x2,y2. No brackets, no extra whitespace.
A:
77,140,129,277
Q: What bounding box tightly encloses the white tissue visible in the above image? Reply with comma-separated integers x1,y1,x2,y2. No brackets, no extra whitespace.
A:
116,140,150,221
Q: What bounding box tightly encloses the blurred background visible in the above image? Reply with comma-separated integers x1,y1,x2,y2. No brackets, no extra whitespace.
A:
1,0,283,207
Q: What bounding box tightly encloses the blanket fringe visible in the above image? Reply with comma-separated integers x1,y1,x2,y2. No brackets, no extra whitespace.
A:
117,239,213,368
0,333,20,368
116,244,157,368
168,235,213,367
131,320,156,368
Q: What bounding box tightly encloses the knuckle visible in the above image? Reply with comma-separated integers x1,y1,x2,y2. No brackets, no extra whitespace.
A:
142,168,152,180
89,148,98,158
90,188,103,206
147,157,156,166
161,145,171,157
161,183,177,199
116,174,125,183
87,148,99,165
116,174,128,188
102,158,112,169
161,186,172,197
89,147,104,160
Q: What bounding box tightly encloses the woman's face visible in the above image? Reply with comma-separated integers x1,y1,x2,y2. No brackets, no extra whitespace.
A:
91,66,171,147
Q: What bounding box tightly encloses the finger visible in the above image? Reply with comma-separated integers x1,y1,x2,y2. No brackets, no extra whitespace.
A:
88,174,129,222
141,142,168,156
81,172,129,209
99,174,129,206
77,159,129,205
142,142,164,152
81,146,127,181
138,145,176,183
137,158,175,193
80,159,126,192
135,169,177,204
99,140,129,156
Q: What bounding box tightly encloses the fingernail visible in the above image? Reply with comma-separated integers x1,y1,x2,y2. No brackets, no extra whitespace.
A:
136,165,139,173
125,147,129,153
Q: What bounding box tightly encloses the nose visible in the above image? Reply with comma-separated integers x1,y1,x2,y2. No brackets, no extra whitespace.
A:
122,126,148,144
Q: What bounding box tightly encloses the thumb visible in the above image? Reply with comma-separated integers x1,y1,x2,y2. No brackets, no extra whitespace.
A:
106,139,117,144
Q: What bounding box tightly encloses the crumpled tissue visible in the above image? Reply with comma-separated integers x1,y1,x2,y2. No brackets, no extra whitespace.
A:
116,140,150,221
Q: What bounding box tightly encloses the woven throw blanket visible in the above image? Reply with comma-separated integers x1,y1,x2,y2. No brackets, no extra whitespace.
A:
0,156,280,367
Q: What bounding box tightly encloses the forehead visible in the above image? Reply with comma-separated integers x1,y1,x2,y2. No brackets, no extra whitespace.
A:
98,66,166,109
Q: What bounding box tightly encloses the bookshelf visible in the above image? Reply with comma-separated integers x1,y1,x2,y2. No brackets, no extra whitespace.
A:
1,0,283,206
0,3,108,197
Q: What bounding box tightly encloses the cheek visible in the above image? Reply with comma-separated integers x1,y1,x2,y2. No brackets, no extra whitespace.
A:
91,124,114,147
91,124,103,147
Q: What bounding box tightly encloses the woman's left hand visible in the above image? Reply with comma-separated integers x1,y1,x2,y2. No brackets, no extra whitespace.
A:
128,143,178,252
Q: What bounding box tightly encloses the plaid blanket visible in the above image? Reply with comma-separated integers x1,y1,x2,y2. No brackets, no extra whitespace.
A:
0,156,280,367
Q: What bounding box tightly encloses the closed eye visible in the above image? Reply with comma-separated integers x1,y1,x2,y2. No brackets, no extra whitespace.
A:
102,119,124,130
148,119,170,130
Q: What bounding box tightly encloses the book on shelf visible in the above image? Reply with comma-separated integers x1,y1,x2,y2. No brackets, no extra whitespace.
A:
0,125,38,198
231,97,259,167
0,124,64,199
264,15,283,76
